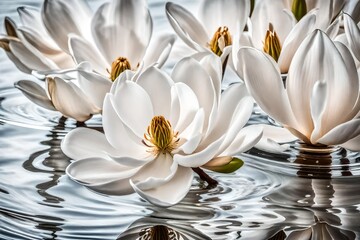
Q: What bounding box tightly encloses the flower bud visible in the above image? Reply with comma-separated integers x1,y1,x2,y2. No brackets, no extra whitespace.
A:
292,0,307,21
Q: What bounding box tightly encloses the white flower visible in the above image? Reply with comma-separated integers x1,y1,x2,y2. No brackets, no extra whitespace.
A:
61,54,263,207
233,0,342,74
6,0,175,122
165,0,250,64
237,29,360,151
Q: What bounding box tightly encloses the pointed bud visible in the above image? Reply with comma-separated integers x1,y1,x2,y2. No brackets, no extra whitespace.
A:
263,23,282,62
209,26,232,56
292,0,307,21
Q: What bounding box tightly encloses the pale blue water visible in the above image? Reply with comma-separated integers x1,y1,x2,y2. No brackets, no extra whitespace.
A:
0,1,360,239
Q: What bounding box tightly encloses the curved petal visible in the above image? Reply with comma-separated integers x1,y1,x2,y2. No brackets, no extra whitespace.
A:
278,11,317,73
199,0,250,37
317,118,360,146
66,157,139,195
61,127,119,160
130,154,193,207
42,0,92,52
165,2,209,52
111,80,154,138
68,35,109,76
47,77,100,122
237,47,298,128
14,80,55,111
340,135,360,151
102,94,147,157
221,124,263,156
142,33,176,68
344,13,360,62
287,30,357,138
91,0,152,66
136,66,173,118
172,57,216,134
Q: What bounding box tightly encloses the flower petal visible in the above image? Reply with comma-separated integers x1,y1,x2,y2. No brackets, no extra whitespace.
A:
198,0,250,37
14,80,55,111
41,0,92,52
142,33,176,68
278,11,317,73
47,77,100,121
340,135,360,151
166,2,209,52
344,14,360,63
68,35,109,76
317,118,360,146
61,127,119,160
136,66,173,118
111,80,154,138
91,0,152,65
66,157,139,195
130,154,193,207
237,47,298,128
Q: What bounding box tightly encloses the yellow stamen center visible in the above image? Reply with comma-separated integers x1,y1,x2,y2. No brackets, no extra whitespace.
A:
108,57,131,81
263,23,282,62
209,26,232,56
143,116,179,155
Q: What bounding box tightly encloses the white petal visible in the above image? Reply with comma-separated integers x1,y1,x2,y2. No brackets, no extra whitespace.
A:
340,135,360,151
61,127,119,160
41,0,92,52
325,16,340,40
66,157,139,195
112,80,154,138
91,0,152,65
199,0,250,37
221,124,263,156
142,33,176,68
172,57,216,134
317,118,360,146
47,77,100,121
287,30,357,138
3,49,31,73
130,154,193,207
171,83,200,133
237,47,298,127
136,67,173,118
102,94,146,157
278,11,317,73
344,14,360,63
14,80,55,111
68,35,109,76
165,2,209,52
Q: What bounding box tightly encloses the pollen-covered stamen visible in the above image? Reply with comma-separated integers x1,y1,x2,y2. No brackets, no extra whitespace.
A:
108,57,131,81
143,116,179,155
209,26,232,56
263,23,282,62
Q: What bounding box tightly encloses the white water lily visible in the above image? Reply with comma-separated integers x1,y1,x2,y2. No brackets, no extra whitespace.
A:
61,55,263,207
7,0,175,122
237,29,360,151
166,0,250,65
234,0,342,74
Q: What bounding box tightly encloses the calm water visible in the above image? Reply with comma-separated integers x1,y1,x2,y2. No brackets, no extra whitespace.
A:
0,1,360,239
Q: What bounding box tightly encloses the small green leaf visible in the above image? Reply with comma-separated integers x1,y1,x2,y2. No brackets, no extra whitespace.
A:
292,0,307,21
205,157,244,174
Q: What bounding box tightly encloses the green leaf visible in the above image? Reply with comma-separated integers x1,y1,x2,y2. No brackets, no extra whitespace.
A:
292,0,307,21
205,157,244,174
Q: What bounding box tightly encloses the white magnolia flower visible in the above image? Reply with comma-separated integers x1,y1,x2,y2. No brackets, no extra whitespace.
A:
165,0,250,64
234,0,342,74
61,55,263,207
6,0,175,122
237,29,360,151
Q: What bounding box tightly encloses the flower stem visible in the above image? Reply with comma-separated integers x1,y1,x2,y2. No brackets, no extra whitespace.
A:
192,167,218,188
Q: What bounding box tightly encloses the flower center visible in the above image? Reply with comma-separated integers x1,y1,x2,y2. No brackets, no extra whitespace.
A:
263,23,282,62
143,116,179,155
209,26,232,56
108,57,131,81
292,0,307,21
